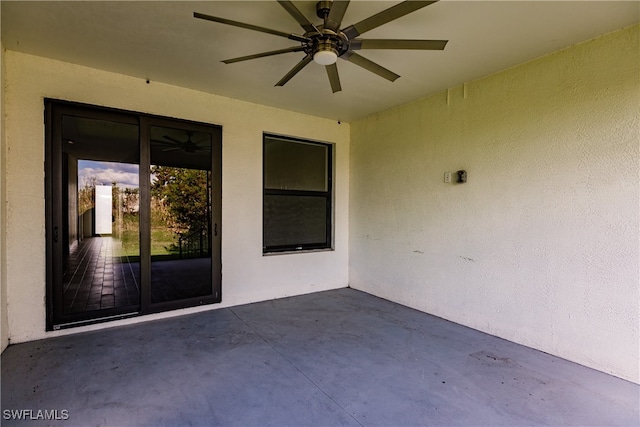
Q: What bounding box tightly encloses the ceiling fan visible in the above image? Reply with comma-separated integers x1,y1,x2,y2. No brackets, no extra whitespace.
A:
152,132,209,154
194,1,448,93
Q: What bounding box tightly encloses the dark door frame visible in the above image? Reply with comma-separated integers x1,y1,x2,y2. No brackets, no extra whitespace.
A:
45,99,222,330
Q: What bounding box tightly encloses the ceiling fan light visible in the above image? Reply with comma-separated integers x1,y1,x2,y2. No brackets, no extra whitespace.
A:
313,50,338,65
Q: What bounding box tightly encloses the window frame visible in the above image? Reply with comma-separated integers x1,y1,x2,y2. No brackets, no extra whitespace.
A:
262,133,333,254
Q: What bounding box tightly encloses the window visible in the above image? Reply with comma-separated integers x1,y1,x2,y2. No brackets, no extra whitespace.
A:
263,134,333,253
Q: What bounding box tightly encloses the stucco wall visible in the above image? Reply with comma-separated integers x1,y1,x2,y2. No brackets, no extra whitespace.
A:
350,25,639,383
4,51,349,344
1,42,8,353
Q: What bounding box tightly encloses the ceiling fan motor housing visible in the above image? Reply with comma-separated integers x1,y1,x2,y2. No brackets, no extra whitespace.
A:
304,28,349,61
316,1,333,19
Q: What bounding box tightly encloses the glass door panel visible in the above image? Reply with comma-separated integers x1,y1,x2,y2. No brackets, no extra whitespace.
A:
149,125,213,304
59,115,140,320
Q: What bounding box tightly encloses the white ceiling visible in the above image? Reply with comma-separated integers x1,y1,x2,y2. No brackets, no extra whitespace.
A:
2,1,638,121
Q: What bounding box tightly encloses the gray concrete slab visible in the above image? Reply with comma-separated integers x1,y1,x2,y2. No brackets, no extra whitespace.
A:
2,288,638,426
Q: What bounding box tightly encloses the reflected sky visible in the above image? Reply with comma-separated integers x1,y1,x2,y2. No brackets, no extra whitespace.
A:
78,160,139,189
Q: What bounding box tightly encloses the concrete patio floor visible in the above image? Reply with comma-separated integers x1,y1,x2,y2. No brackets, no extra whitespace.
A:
2,288,638,426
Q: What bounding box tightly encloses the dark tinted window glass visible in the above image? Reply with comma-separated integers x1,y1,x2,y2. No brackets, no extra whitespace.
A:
263,135,332,253
264,195,327,247
264,138,328,192
150,126,213,303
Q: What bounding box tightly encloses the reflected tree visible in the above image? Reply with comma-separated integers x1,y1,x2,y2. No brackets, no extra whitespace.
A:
150,166,209,234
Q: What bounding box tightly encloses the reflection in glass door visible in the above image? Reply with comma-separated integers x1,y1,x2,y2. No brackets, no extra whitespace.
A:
149,125,213,304
58,114,141,323
65,160,141,313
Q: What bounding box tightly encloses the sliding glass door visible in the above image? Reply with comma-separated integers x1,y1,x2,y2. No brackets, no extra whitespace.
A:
147,121,219,310
46,101,222,329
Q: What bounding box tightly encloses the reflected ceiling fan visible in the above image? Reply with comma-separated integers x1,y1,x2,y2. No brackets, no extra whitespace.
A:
152,132,208,154
194,0,448,93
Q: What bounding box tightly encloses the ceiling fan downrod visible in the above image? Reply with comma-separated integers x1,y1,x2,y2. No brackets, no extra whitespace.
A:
316,1,333,19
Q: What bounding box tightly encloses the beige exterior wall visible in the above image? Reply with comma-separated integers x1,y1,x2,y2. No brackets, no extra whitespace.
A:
1,41,8,352
350,25,639,383
3,51,349,344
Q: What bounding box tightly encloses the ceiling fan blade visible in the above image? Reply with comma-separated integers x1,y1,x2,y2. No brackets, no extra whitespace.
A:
342,1,438,39
223,46,305,64
192,138,212,147
350,39,448,50
162,147,183,152
163,135,183,144
325,1,350,32
151,139,177,145
326,63,342,93
341,51,400,82
275,55,313,87
277,1,317,33
193,11,309,43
